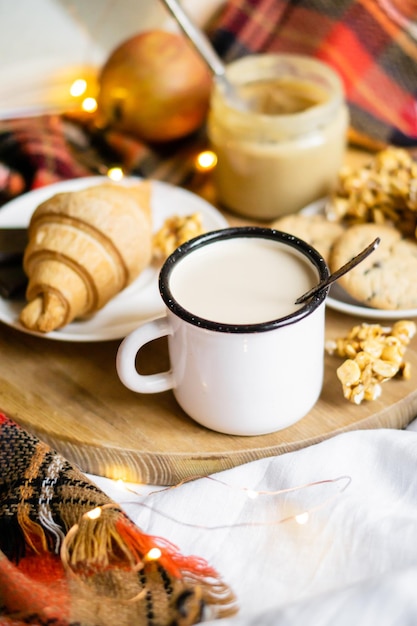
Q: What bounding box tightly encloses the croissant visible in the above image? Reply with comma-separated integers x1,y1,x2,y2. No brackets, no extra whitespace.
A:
19,181,152,333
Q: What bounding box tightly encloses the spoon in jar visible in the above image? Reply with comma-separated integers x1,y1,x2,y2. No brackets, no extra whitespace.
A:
295,237,380,305
160,0,250,111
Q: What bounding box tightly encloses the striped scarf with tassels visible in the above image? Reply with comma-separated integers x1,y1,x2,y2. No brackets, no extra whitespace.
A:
0,413,237,625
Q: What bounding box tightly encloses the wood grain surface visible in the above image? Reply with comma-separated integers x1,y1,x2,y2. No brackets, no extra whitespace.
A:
1,307,417,485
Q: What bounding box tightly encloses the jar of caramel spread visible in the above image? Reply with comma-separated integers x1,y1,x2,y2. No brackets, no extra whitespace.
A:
207,54,349,220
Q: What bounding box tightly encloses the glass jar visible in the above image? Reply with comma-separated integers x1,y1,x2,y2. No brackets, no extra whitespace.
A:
207,54,349,220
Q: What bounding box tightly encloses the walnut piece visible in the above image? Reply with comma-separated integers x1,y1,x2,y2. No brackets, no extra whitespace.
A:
152,213,204,262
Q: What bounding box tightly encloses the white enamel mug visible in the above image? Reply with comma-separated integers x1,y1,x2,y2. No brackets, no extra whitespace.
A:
116,227,329,436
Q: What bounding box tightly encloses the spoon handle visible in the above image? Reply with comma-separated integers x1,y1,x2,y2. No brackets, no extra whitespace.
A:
295,237,380,305
160,0,226,78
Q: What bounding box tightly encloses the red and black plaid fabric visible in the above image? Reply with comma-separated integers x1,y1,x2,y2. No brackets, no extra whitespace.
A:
0,113,206,207
0,413,236,625
209,0,417,148
0,116,90,204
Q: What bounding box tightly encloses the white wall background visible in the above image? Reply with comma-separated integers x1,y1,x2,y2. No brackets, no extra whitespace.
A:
0,0,223,117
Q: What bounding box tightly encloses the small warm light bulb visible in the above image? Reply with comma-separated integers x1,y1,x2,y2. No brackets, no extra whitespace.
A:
245,489,259,500
295,512,309,525
70,78,88,97
146,547,162,561
195,150,217,172
107,167,124,181
82,97,97,113
86,507,102,520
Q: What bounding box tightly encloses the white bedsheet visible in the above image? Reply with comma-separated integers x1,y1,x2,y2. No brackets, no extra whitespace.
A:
90,418,417,625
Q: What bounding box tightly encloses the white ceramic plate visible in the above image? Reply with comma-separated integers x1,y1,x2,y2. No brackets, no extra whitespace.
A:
301,199,417,321
0,176,228,341
326,284,417,320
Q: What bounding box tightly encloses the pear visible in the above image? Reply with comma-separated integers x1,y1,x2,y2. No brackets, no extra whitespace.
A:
96,29,212,143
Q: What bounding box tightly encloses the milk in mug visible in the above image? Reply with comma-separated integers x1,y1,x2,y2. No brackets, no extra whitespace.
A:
169,237,317,324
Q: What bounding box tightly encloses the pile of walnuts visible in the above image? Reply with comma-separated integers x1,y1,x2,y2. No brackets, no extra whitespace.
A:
326,148,417,238
326,320,416,405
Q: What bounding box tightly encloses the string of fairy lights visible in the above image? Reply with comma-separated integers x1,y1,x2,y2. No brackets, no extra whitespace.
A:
122,474,352,530
68,473,351,544
68,74,218,182
60,474,352,572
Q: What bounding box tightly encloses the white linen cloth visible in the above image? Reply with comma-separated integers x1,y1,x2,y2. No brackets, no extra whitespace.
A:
90,420,417,625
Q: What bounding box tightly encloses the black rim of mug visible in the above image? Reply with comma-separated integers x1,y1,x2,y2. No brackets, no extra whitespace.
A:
158,226,330,334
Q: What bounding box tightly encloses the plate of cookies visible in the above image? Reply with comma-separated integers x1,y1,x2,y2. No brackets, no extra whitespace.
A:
273,147,417,321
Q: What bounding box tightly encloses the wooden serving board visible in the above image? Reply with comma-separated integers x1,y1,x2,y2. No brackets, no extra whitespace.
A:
1,148,414,485
1,308,417,485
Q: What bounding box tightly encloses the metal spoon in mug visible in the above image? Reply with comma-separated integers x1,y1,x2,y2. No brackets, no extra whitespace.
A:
295,237,380,305
160,0,250,111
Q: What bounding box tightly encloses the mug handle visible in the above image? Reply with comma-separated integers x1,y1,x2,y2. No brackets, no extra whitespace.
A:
116,317,174,393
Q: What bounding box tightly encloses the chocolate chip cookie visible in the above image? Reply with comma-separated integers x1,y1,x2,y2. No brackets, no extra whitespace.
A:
329,223,417,310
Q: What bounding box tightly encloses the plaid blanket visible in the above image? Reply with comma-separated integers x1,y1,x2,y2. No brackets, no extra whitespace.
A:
0,114,206,207
0,413,236,625
209,0,417,149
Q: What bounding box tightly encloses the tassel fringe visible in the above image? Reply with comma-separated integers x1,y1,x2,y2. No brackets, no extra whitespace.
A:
60,503,237,618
